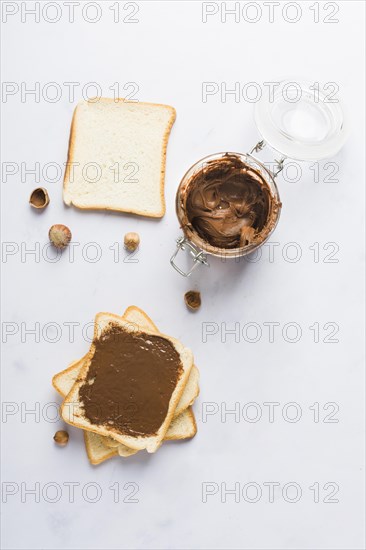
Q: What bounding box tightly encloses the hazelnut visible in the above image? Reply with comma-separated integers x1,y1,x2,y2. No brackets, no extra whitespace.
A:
184,290,201,311
29,187,49,209
124,232,140,252
53,430,69,446
49,224,72,249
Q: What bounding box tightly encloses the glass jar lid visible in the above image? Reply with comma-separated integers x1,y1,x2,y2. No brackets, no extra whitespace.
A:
254,80,348,161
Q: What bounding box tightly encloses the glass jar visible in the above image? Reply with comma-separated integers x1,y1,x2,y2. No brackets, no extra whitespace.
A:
171,80,348,276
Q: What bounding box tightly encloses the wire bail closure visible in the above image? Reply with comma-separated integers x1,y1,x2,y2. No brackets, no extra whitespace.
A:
249,139,286,178
170,237,209,277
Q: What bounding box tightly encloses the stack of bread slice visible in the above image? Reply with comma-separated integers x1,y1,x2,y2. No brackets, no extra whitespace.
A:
52,306,199,465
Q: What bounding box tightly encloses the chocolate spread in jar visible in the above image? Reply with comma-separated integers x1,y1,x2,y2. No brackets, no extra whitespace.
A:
79,326,183,437
184,154,278,249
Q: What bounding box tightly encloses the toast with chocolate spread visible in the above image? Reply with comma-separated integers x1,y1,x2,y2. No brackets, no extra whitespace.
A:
61,312,194,453
53,306,198,464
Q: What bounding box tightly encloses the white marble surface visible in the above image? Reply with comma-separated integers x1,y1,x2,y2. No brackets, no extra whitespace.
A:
1,2,365,549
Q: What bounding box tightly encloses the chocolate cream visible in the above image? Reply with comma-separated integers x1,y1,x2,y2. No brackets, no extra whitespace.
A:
79,326,183,437
182,154,280,249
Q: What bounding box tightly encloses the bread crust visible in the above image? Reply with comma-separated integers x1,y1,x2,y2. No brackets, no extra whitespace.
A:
63,99,176,218
83,431,118,465
164,407,197,441
123,304,159,331
52,357,85,395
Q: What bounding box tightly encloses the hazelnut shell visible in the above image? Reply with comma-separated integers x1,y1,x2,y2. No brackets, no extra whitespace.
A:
29,187,50,209
184,290,201,311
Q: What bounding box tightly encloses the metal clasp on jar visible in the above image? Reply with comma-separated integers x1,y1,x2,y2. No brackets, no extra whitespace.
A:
250,140,286,178
170,237,209,277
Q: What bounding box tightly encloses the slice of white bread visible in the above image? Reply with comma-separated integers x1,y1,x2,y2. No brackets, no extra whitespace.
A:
61,312,194,452
53,306,198,464
63,99,176,218
164,407,197,441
